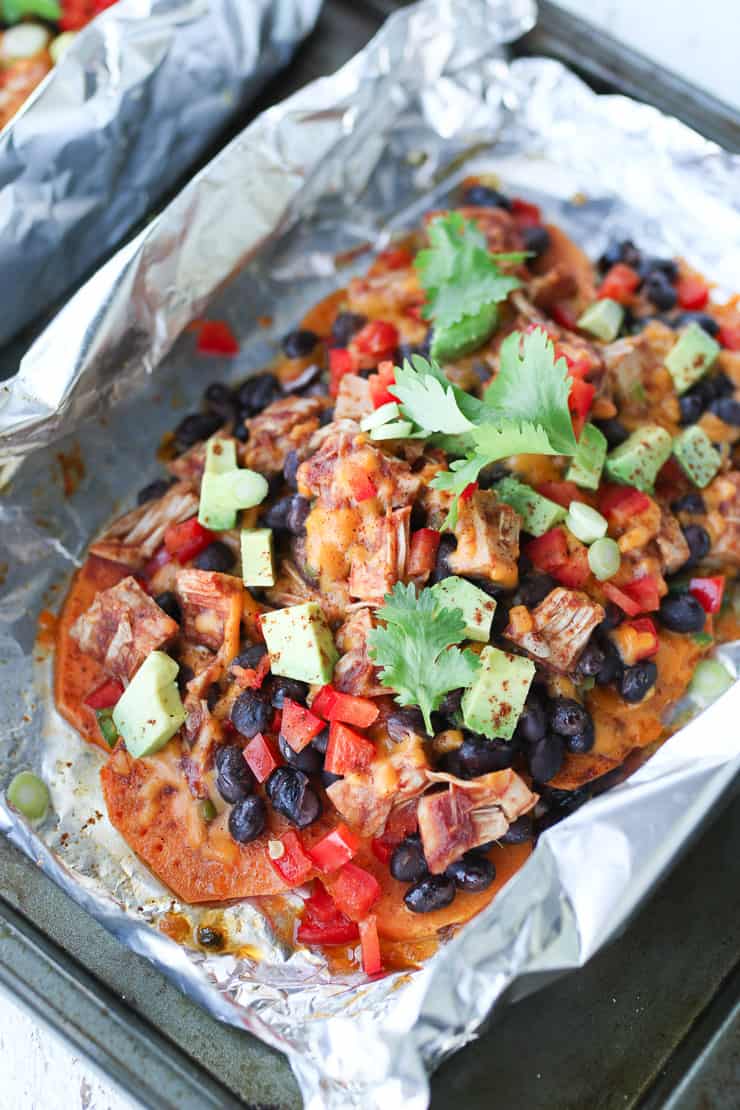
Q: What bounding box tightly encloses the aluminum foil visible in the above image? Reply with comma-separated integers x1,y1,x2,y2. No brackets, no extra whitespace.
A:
0,0,322,349
0,0,739,1106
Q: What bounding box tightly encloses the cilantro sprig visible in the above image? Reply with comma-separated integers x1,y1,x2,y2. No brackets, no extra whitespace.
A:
367,583,480,734
391,354,479,435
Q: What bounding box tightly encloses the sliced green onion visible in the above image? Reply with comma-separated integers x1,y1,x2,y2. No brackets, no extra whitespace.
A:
50,31,77,65
95,708,119,748
360,402,400,432
688,660,734,705
199,798,217,823
566,502,608,544
369,420,413,441
588,536,621,581
7,771,49,821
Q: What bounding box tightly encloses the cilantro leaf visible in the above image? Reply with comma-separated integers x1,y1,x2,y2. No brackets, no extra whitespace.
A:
483,328,577,455
391,356,475,434
415,213,524,330
367,582,481,734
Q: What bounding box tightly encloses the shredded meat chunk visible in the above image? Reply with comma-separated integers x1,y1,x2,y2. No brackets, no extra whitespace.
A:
704,471,740,566
166,442,208,487
505,587,605,673
448,490,520,589
348,507,411,602
655,506,691,575
346,267,422,318
333,374,374,421
175,570,242,657
243,396,323,474
458,206,524,255
70,577,178,680
180,699,224,798
333,607,385,696
89,482,199,570
298,430,420,511
326,736,428,837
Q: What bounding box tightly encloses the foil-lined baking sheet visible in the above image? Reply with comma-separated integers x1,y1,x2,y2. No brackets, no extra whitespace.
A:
0,0,322,349
0,0,739,1106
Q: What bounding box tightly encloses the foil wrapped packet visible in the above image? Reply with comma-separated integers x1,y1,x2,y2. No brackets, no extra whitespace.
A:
0,0,738,1106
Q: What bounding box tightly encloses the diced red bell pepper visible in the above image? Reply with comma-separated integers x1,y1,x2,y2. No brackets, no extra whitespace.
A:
602,582,641,617
347,466,378,503
296,919,360,945
301,881,341,924
525,527,569,573
598,484,652,519
233,653,271,691
718,324,740,351
568,377,596,438
612,617,660,663
268,830,314,887
510,197,542,228
460,481,479,502
676,275,709,311
271,709,283,734
84,678,124,710
689,575,726,614
142,544,173,583
536,480,586,508
307,824,361,873
164,517,216,564
243,733,281,783
598,263,641,304
377,246,412,270
351,321,399,366
196,320,240,357
329,347,355,397
312,687,379,729
324,722,376,776
368,360,398,408
370,837,393,864
280,699,326,752
407,527,441,578
550,544,590,588
310,684,338,719
359,915,383,976
550,302,578,331
562,351,593,380
621,574,661,614
329,862,382,921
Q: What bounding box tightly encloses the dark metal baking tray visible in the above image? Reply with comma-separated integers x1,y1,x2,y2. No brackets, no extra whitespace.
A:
1,3,738,1107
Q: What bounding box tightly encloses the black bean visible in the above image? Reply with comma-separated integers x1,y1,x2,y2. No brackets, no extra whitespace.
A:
137,477,174,505
679,388,706,426
404,874,456,914
390,836,428,883
644,272,677,311
206,683,220,712
215,745,254,804
462,184,510,209
445,853,495,892
600,603,624,631
270,676,309,708
681,524,711,568
523,225,551,258
517,572,556,609
658,592,706,633
173,411,222,450
640,257,678,282
707,371,733,400
438,688,463,721
286,495,311,535
478,462,509,489
154,591,181,623
197,926,224,949
549,697,591,738
527,734,564,783
231,689,272,738
230,644,267,670
266,767,322,828
278,733,323,775
322,770,342,788
500,814,534,844
675,312,720,338
386,706,427,742
193,541,235,573
312,727,329,755
431,535,457,582
575,639,605,678
331,312,367,347
282,329,319,359
565,716,595,754
619,662,658,703
457,734,514,778
283,450,300,489
593,418,629,450
598,239,641,273
203,382,237,421
233,421,249,443
435,749,463,776
177,664,195,693
319,407,334,427
709,397,740,426
236,373,280,416
595,637,624,687
513,694,547,744
229,795,267,843
671,491,706,515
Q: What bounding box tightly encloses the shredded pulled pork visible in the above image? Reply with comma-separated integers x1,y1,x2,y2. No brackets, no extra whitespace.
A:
348,506,411,602
333,607,385,696
418,769,537,874
70,577,178,680
448,490,520,589
655,506,691,575
704,471,740,566
505,587,605,673
180,699,224,799
175,569,242,657
298,430,420,511
333,374,374,421
326,735,428,837
89,482,198,570
166,442,208,487
243,396,324,474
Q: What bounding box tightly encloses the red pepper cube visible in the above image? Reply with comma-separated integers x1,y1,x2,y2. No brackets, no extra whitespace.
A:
307,824,361,873
196,320,240,357
359,915,383,976
460,481,478,502
597,263,641,304
718,324,740,351
310,684,338,719
368,360,398,408
281,699,326,752
329,862,381,921
301,881,341,924
407,528,441,579
550,302,578,331
536,480,587,509
350,320,399,367
268,830,313,887
598,484,652,520
83,678,124,710
324,722,376,776
370,837,393,864
164,517,216,564
676,275,709,311
510,197,542,228
621,574,661,614
602,582,641,617
568,378,596,438
326,691,379,730
377,246,412,270
550,544,590,588
689,575,725,614
329,347,355,396
296,916,359,946
525,527,569,573
243,733,281,783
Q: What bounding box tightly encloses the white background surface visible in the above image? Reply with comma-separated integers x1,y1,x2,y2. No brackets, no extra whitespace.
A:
6,2,738,1108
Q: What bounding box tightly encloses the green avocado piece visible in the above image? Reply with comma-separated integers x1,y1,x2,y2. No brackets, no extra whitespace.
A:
432,576,497,643
577,298,624,342
205,436,238,475
461,645,535,740
566,422,608,490
672,426,721,489
112,651,186,758
241,528,275,587
494,476,566,536
261,602,338,686
665,323,720,394
604,424,673,493
198,468,269,531
431,303,498,362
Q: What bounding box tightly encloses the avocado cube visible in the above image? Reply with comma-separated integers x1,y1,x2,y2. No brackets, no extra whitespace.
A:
672,426,721,489
205,436,237,475
577,298,624,342
432,576,496,643
604,424,673,493
566,422,608,490
431,303,498,362
241,528,275,587
261,602,338,686
198,468,269,532
665,323,719,394
461,645,535,740
494,476,566,536
112,651,186,758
